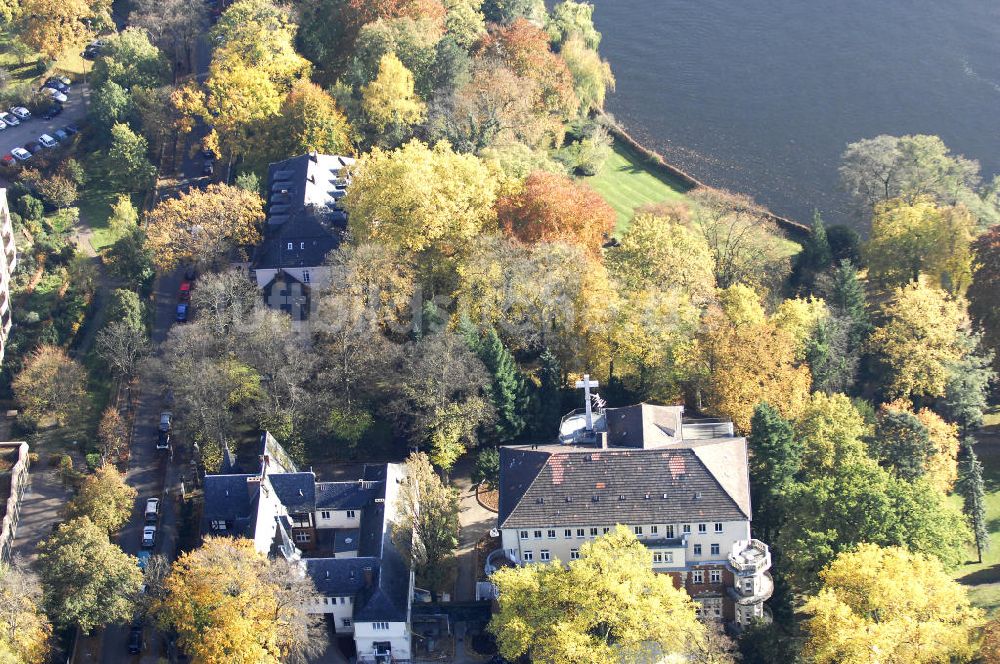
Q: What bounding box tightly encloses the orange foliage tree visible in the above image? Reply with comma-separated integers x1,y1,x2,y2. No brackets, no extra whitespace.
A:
497,171,615,254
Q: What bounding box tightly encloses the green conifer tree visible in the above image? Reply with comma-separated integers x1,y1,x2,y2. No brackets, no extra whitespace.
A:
477,328,528,443
825,259,871,349
748,403,800,543
528,348,563,440
957,438,989,563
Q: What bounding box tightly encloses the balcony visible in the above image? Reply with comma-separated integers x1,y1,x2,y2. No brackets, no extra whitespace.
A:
727,539,771,576
727,572,774,605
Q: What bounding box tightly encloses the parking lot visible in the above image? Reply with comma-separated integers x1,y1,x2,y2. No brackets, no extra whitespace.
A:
0,84,89,158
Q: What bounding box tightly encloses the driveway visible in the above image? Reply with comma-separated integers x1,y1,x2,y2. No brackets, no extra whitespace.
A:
0,85,89,157
452,455,497,602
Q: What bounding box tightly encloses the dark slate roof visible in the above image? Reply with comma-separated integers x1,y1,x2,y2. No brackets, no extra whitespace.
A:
498,445,748,529
201,474,257,536
315,481,378,509
305,557,378,596
268,472,317,513
220,444,243,475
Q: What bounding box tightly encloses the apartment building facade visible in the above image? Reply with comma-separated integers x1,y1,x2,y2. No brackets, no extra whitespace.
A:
0,190,18,366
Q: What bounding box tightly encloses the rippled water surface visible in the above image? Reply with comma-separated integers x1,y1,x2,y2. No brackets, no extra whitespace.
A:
591,0,1000,226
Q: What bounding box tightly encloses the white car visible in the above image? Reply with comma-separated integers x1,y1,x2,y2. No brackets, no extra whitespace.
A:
142,525,156,548
38,134,57,148
0,112,19,127
42,87,67,103
10,107,31,120
11,148,31,162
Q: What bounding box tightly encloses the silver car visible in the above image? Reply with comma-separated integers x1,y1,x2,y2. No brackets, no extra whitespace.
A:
38,134,57,148
0,112,19,127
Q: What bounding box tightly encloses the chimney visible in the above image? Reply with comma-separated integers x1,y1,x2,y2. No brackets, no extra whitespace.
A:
363,566,374,588
325,570,330,580
597,431,608,449
310,151,318,163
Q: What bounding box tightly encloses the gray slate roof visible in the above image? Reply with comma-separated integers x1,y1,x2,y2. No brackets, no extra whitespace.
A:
315,481,379,509
498,443,750,529
306,557,378,596
201,474,256,535
268,472,317,513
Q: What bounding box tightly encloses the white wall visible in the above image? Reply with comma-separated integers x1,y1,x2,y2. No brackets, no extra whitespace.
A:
354,622,411,662
254,266,332,291
315,509,362,530
306,595,356,633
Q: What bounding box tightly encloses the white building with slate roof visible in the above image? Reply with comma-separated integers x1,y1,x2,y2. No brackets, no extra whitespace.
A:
201,433,413,663
497,401,773,628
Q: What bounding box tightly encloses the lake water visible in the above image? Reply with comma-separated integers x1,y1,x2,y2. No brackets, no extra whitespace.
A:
591,0,1000,227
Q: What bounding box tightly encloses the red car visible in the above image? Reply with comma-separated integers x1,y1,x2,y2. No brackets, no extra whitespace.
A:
0,154,15,167
179,281,192,301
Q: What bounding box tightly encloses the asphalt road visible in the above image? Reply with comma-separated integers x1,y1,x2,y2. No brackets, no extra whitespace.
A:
0,85,89,157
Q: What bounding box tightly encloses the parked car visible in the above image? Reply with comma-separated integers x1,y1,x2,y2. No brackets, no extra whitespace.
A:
136,549,151,571
0,155,15,167
63,123,79,135
10,107,30,120
142,525,156,548
24,141,42,154
0,122,6,131
156,430,170,451
159,411,172,432
175,302,188,322
38,134,57,148
44,77,70,93
127,625,142,655
0,112,19,127
179,281,192,300
145,498,160,522
11,148,31,162
39,105,62,120
41,87,68,103
53,128,69,141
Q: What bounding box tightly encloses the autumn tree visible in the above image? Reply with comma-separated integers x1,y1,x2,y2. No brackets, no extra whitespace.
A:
98,406,129,465
802,544,982,663
154,537,325,664
130,0,207,73
490,526,705,663
968,225,1000,373
793,391,869,476
345,139,497,256
865,196,974,291
689,188,791,291
18,0,92,58
65,465,136,533
0,560,51,664
145,183,264,270
497,171,615,254
96,319,149,378
868,279,967,400
268,80,353,160
36,518,143,631
546,0,601,49
560,36,614,114
392,452,460,594
13,345,87,427
361,52,427,136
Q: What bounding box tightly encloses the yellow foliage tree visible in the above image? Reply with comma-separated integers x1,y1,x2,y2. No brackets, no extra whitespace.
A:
12,345,87,427
19,0,92,58
0,562,51,664
155,538,323,664
865,196,975,292
802,543,982,664
203,63,283,162
772,295,829,360
144,183,264,270
489,526,705,664
65,465,137,533
868,279,967,400
345,139,497,255
885,398,960,493
361,52,427,132
698,286,811,432
793,392,870,475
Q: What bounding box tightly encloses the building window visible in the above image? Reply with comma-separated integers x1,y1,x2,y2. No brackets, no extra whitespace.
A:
589,527,598,536
576,528,585,538
714,522,723,533
294,532,311,543
287,242,294,250
210,520,227,531
694,544,702,555
711,543,720,555
299,242,305,249
520,530,529,539
320,511,330,519
653,552,663,563
342,619,352,628
570,549,579,560
303,270,311,283
373,622,389,631
692,570,704,583
634,526,643,536
651,525,658,534
346,510,356,519
547,529,556,539
323,597,329,605
564,529,572,538
540,550,550,561
744,578,754,592
665,525,675,538
698,523,707,533
710,570,722,583
523,550,533,562
682,524,691,534
534,530,543,539
664,552,673,563
602,527,610,534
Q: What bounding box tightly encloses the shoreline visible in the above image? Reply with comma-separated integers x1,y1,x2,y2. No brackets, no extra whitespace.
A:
596,111,811,239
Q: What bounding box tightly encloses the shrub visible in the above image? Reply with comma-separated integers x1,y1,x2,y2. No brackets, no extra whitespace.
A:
17,195,44,222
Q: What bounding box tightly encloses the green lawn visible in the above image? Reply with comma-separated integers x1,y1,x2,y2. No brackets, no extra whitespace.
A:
585,142,691,234
954,407,1000,616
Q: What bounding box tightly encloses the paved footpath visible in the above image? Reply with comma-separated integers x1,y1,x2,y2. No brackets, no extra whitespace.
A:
452,455,497,603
